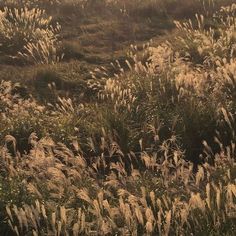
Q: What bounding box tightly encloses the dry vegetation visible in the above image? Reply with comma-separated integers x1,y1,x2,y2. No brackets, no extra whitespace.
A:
0,0,236,235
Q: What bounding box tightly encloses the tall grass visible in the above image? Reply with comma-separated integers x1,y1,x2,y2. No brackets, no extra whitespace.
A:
0,1,236,235
0,7,61,64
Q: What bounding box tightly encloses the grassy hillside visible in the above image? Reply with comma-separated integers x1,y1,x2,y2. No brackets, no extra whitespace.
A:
0,0,236,235
0,0,234,97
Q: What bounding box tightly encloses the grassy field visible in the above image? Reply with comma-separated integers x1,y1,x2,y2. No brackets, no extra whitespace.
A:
0,0,236,235
0,0,234,97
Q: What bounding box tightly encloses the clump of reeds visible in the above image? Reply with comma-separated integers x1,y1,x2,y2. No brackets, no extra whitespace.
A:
0,7,62,64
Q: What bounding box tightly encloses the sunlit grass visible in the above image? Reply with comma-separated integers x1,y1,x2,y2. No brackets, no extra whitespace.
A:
0,1,236,235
